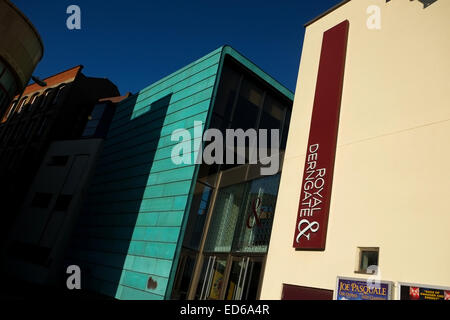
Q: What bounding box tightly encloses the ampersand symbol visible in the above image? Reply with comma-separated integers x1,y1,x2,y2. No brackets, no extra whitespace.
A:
296,219,320,243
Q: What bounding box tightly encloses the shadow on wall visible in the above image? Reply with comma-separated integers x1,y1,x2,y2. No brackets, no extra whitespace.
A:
61,93,173,298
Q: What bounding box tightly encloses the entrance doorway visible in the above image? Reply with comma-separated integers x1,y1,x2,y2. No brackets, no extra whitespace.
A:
197,255,264,300
172,167,282,301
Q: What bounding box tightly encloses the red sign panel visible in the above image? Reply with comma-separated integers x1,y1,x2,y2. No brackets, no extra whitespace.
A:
293,20,349,250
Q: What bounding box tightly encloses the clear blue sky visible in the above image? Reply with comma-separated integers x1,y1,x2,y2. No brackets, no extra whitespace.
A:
13,0,341,95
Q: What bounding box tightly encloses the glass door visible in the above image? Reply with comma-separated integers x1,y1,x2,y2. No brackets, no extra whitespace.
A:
197,255,228,300
225,256,263,300
171,251,197,299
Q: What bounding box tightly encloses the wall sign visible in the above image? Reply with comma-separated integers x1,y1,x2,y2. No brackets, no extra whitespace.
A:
335,277,393,301
293,20,349,249
399,283,450,300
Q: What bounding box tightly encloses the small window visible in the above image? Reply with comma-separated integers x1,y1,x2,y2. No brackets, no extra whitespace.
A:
30,94,39,106
47,156,69,166
52,85,67,105
31,193,53,209
40,89,53,109
356,247,379,274
54,194,72,211
2,100,17,122
17,97,28,113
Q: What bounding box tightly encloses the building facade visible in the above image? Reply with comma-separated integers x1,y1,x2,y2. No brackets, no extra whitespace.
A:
3,94,129,287
0,0,43,115
0,67,119,250
66,46,294,300
261,0,450,300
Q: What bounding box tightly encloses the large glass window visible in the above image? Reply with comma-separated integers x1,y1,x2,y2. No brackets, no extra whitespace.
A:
204,174,281,254
229,79,263,131
214,65,241,122
232,174,280,253
204,183,246,253
209,58,292,172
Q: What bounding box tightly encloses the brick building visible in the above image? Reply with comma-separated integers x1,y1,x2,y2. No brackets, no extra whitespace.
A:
0,66,119,247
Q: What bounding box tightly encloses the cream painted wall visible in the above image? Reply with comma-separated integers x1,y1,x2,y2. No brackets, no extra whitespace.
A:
261,0,450,299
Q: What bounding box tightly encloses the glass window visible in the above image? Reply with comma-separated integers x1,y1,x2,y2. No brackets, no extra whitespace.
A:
230,79,263,131
82,103,108,137
40,89,53,109
259,95,286,151
17,97,28,113
204,174,281,254
260,95,285,131
231,174,280,253
357,248,379,274
204,183,247,253
4,100,18,120
213,66,241,121
52,85,67,105
90,104,106,120
171,254,197,299
30,94,39,106
225,258,263,300
182,182,213,250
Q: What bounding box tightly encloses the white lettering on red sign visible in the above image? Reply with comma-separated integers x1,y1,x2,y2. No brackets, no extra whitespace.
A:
296,144,326,243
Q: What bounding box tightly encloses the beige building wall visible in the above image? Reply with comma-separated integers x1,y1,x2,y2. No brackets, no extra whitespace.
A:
261,0,450,299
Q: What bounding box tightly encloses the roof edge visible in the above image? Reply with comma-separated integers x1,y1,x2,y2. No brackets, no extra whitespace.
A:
221,45,295,101
304,0,351,28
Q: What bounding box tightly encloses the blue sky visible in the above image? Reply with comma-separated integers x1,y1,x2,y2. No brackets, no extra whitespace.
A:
13,0,341,95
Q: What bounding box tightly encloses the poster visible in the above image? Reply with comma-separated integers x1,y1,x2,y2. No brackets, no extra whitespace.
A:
400,284,450,301
336,277,392,300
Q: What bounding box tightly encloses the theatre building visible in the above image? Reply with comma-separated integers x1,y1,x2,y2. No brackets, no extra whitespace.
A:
66,46,293,300
260,0,450,300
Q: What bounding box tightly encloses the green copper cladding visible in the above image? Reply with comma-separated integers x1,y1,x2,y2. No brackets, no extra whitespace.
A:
67,46,293,300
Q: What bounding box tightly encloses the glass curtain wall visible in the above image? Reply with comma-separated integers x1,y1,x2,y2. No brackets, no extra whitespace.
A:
171,57,291,300
195,174,280,300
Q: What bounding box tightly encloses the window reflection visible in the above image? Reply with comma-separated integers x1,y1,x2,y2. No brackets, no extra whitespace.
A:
204,183,246,253
204,174,281,254
230,79,263,131
214,66,240,121
183,182,213,250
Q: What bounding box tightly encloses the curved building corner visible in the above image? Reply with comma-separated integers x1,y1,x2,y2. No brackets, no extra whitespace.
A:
0,0,44,115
